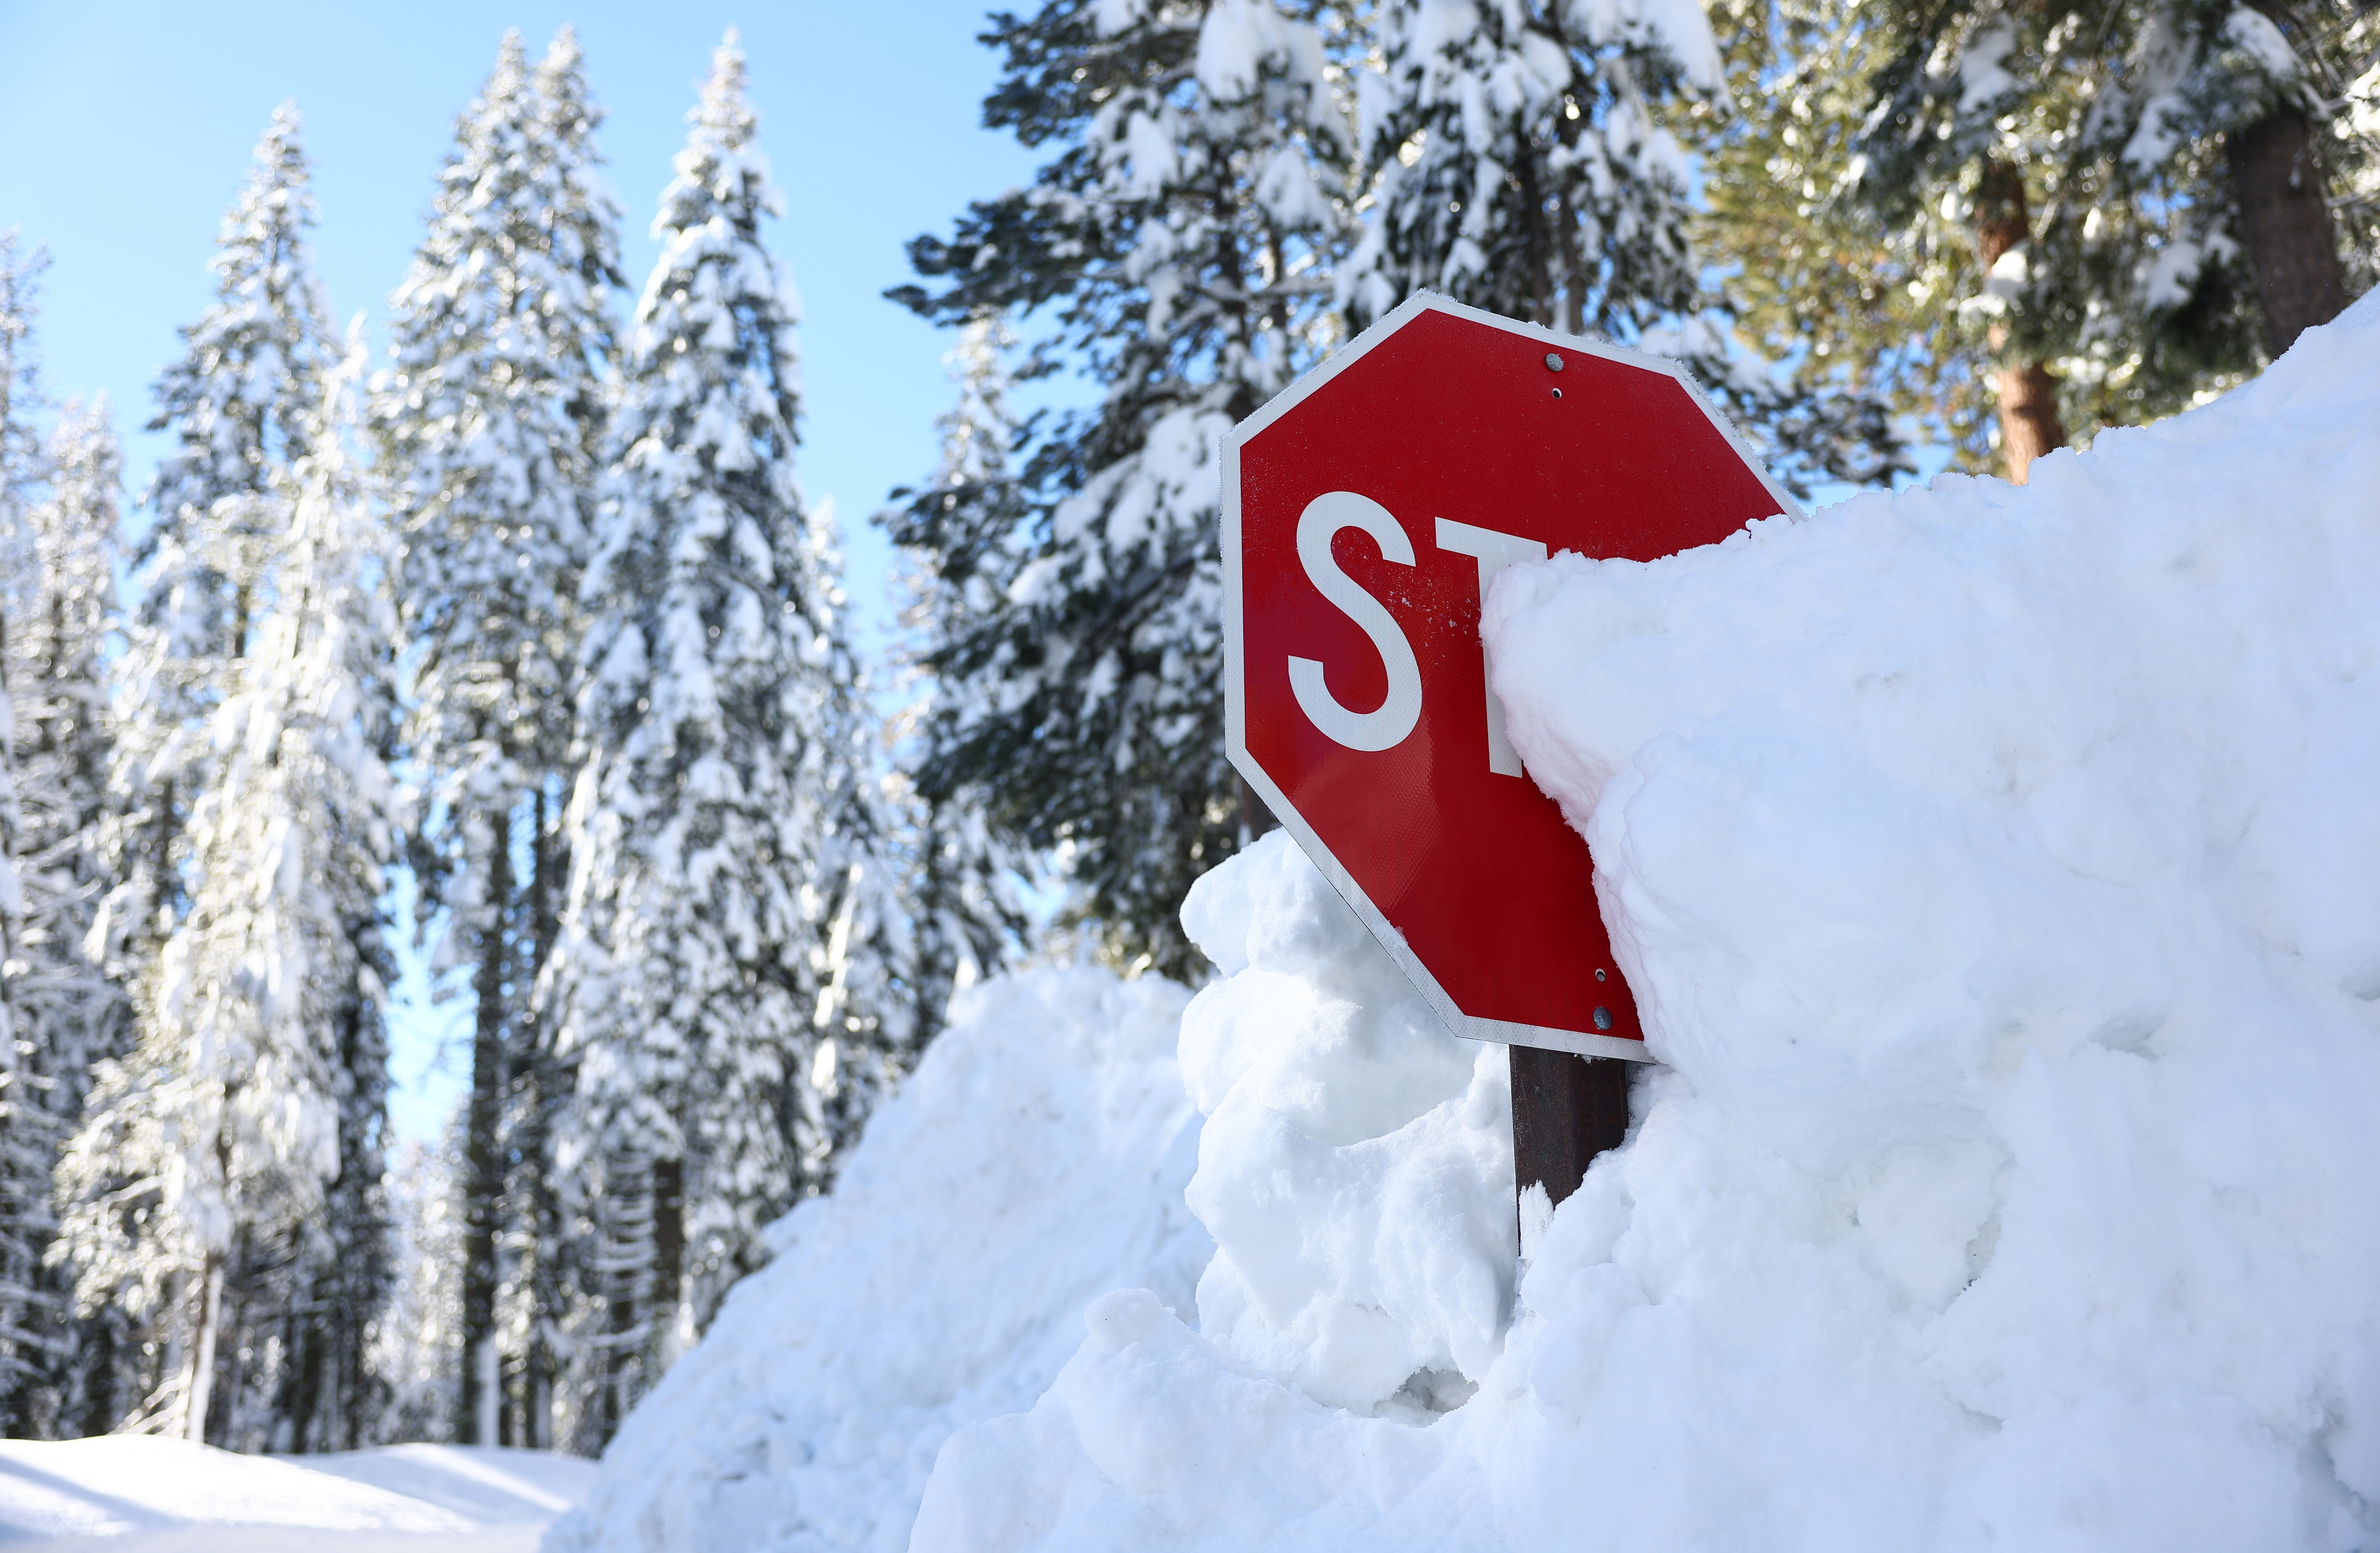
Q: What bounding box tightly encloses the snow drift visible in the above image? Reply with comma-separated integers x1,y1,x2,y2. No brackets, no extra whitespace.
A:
906,292,2380,1553
544,967,1208,1553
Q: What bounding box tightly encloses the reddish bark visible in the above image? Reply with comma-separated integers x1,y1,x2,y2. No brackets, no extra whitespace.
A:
1974,160,2069,485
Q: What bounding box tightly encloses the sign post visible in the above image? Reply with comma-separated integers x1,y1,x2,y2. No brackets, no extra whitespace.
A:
1220,295,1793,1246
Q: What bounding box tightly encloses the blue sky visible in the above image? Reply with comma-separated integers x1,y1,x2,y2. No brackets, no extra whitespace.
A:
0,2,1044,1140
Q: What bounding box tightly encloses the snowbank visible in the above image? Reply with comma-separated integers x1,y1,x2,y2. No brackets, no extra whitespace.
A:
909,292,2380,1553
0,1437,591,1550
545,966,1208,1553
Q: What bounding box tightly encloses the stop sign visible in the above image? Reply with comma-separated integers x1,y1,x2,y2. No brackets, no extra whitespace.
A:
1222,296,1794,1058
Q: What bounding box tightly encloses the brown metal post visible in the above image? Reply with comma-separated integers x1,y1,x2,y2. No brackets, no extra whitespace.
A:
1511,1047,1630,1246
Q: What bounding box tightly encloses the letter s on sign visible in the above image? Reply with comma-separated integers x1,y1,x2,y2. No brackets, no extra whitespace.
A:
1288,491,1422,752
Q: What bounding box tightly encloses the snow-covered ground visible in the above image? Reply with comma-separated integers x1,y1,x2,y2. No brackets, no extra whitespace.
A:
0,1437,594,1550
561,286,2380,1553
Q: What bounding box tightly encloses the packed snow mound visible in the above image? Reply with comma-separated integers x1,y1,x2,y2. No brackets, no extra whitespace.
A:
0,1437,591,1550
545,966,1208,1553
1174,833,1515,1414
910,294,2380,1553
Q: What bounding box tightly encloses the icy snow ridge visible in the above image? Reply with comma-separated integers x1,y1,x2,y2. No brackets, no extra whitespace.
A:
910,291,2380,1552
544,967,1208,1553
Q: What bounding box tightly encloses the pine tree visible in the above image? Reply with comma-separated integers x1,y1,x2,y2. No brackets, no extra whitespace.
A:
54,114,398,1449
0,233,38,528
880,315,1031,1043
0,398,132,1437
800,503,923,1151
892,0,1355,976
371,26,622,1450
100,107,339,971
1340,0,1713,336
60,340,398,1451
544,31,903,1442
0,232,73,1435
264,336,401,1453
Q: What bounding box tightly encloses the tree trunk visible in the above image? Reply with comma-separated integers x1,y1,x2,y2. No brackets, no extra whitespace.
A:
459,804,511,1446
2225,107,2347,359
182,1254,222,1443
78,1313,118,1439
331,991,377,1451
287,1294,326,1453
1992,359,2068,484
1974,159,2068,485
652,1156,685,1368
599,1161,647,1446
520,784,562,1449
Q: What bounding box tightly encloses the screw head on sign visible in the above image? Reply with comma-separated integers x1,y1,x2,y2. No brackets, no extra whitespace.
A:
1544,352,1565,372
1593,1007,1613,1030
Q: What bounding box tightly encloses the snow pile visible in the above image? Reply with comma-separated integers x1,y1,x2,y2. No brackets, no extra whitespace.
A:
0,1437,591,1549
545,967,1208,1553
909,292,2380,1553
1172,835,1515,1416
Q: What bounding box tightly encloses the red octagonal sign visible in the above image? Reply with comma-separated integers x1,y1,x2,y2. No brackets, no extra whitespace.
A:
1223,296,1794,1059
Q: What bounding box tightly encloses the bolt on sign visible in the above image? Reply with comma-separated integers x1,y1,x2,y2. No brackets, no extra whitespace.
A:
1221,295,1791,1119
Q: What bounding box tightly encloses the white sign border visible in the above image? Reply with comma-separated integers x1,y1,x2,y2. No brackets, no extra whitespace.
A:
1220,292,1801,1062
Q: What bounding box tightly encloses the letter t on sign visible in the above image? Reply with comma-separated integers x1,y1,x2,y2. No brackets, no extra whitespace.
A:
1434,518,1546,776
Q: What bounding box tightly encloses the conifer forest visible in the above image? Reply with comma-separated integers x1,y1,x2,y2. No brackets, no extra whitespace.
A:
0,0,2372,1463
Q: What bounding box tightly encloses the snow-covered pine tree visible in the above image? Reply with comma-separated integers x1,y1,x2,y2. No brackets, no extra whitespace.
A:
97,106,340,979
268,336,401,1453
55,190,398,1450
1339,0,1901,489
879,315,1031,1044
0,234,38,1426
0,233,37,522
892,0,1355,977
370,25,622,1450
800,502,921,1158
60,104,337,1445
0,231,73,1436
1340,0,1713,337
0,398,132,1438
545,31,901,1443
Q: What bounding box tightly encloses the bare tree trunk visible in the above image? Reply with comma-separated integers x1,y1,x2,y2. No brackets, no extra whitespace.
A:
1992,359,2068,484
520,783,561,1449
459,803,511,1445
2226,107,2348,359
182,1255,222,1443
652,1156,685,1369
1974,160,2069,485
598,1162,647,1446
